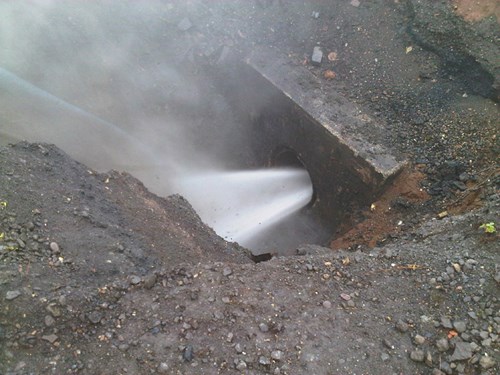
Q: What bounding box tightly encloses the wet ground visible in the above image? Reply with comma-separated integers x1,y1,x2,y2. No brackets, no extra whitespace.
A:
0,1,499,374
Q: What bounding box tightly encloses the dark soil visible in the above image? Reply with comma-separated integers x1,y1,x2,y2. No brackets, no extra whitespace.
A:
1,1,499,374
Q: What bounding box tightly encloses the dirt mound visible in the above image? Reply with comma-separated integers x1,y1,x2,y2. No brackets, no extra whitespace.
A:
1,142,498,374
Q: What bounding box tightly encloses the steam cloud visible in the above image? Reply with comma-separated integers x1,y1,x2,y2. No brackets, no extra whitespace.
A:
0,1,321,254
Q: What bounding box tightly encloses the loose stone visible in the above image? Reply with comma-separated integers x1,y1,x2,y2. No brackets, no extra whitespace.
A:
414,334,425,345
6,290,21,300
271,350,284,361
236,360,247,371
479,355,496,369
449,342,472,361
49,242,60,254
259,323,269,333
410,349,425,362
259,356,271,365
453,321,467,333
395,319,409,333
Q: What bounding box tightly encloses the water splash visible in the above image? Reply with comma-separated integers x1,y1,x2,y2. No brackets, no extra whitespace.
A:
0,67,154,169
175,168,313,248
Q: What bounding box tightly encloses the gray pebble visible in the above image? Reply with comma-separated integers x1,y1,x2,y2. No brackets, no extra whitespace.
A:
143,273,156,289
380,352,390,362
271,350,284,361
41,334,58,344
449,342,472,361
49,242,60,254
453,321,467,333
6,290,21,300
222,267,233,277
183,344,194,362
440,317,453,329
323,300,332,308
236,360,247,371
414,334,425,345
44,315,55,327
410,349,425,362
235,343,243,353
259,323,269,333
158,362,169,373
467,311,477,320
311,46,323,66
435,338,449,352
395,319,409,333
88,311,102,324
479,355,496,369
432,370,445,375
259,356,271,365
129,275,141,285
425,351,433,366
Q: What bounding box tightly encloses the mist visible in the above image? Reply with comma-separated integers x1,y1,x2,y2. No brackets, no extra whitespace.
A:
0,1,323,254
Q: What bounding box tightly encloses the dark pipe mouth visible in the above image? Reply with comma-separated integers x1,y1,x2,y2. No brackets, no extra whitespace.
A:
269,146,317,207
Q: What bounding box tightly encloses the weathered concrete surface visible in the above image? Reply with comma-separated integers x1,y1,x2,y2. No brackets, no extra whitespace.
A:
216,47,406,229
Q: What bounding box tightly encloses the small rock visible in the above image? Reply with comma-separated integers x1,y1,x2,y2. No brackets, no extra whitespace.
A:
432,370,445,375
41,334,58,344
46,304,61,318
322,300,332,308
410,349,425,362
236,360,247,371
44,315,55,327
88,311,103,324
340,293,351,301
436,338,449,352
479,355,496,369
143,273,156,289
49,242,60,254
259,323,269,333
235,343,243,353
453,321,467,333
129,275,141,285
452,263,461,273
467,312,478,320
425,351,433,366
183,344,194,362
414,334,425,345
380,352,390,362
440,317,453,329
222,267,233,277
449,342,472,361
383,338,394,350
6,290,21,300
395,319,409,333
119,344,129,351
440,361,452,374
271,350,284,361
311,46,323,66
259,356,271,365
350,0,361,7
158,362,169,373
494,272,500,283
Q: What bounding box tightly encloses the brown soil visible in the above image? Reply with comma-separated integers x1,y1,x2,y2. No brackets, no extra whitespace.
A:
331,168,430,249
452,0,500,22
